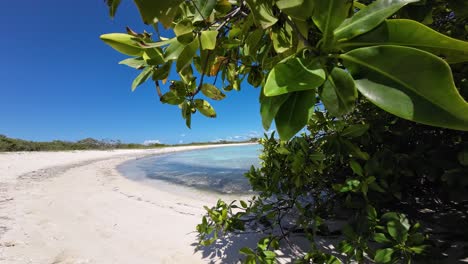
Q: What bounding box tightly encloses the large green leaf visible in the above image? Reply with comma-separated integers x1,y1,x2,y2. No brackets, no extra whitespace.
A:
320,67,357,116
260,91,290,130
192,0,216,22
334,0,418,41
341,45,468,130
245,0,278,29
200,31,218,50
194,99,217,118
143,48,165,65
100,33,143,56
312,0,352,48
132,67,153,91
338,19,468,64
134,0,183,27
264,57,325,96
161,90,185,105
276,0,315,21
176,39,199,72
275,90,315,140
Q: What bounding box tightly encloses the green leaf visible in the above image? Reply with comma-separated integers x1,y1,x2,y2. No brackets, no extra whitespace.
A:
181,101,192,128
349,160,363,176
239,247,255,256
374,233,392,244
387,220,408,243
143,48,165,65
119,57,146,69
244,29,264,57
312,0,352,48
338,19,468,64
264,57,325,96
334,0,418,41
245,0,278,29
271,26,292,53
341,45,468,131
100,33,143,56
161,90,185,105
133,0,183,27
374,248,394,263
192,0,216,22
165,40,186,61
174,19,194,44
240,200,248,208
201,84,226,100
152,62,172,81
176,39,199,72
260,92,290,130
276,0,315,21
341,124,370,138
320,67,357,116
106,0,121,18
195,99,217,118
131,67,153,91
200,31,218,50
275,90,315,141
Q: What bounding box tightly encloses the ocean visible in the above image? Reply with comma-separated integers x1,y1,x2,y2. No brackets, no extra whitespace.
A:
117,144,262,194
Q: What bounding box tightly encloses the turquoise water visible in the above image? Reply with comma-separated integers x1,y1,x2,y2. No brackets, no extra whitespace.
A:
118,144,262,193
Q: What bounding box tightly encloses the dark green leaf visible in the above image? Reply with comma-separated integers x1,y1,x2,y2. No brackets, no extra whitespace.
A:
245,0,278,29
349,160,363,176
339,19,468,64
275,90,315,140
134,0,183,27
276,0,315,21
341,124,370,138
201,84,226,100
165,40,186,61
176,39,199,72
132,67,153,91
106,0,121,18
143,48,165,65
320,67,357,116
174,19,195,44
100,33,143,56
192,0,216,22
341,45,468,131
313,0,352,48
334,0,418,41
264,57,325,96
161,90,185,105
152,62,172,81
195,99,217,118
374,248,394,263
260,92,290,130
374,233,392,244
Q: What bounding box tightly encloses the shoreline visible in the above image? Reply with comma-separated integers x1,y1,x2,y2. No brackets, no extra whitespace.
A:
0,143,257,263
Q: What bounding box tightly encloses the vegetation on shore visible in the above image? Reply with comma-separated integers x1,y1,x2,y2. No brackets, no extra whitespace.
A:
102,0,468,263
0,134,257,152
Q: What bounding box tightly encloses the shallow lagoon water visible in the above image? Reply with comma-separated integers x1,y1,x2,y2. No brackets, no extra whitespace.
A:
118,144,261,194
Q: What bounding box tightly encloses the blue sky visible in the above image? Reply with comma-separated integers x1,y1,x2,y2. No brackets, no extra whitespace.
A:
0,0,268,144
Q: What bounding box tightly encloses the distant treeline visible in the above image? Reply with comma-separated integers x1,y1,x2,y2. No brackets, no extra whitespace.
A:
0,135,258,152
0,135,165,152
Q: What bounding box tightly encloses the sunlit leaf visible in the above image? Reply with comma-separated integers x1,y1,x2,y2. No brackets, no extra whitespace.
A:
264,57,325,96
341,45,468,130
132,67,153,91
100,33,143,56
334,0,418,41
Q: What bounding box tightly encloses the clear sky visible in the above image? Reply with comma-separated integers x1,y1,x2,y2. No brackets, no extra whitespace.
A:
0,1,267,144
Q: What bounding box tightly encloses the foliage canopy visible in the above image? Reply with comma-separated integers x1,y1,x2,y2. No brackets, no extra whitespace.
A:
103,0,468,263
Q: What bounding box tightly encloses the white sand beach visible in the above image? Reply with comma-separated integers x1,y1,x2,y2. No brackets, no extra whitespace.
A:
0,144,254,264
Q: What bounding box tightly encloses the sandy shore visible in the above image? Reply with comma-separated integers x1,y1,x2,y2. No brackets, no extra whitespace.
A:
0,144,254,264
